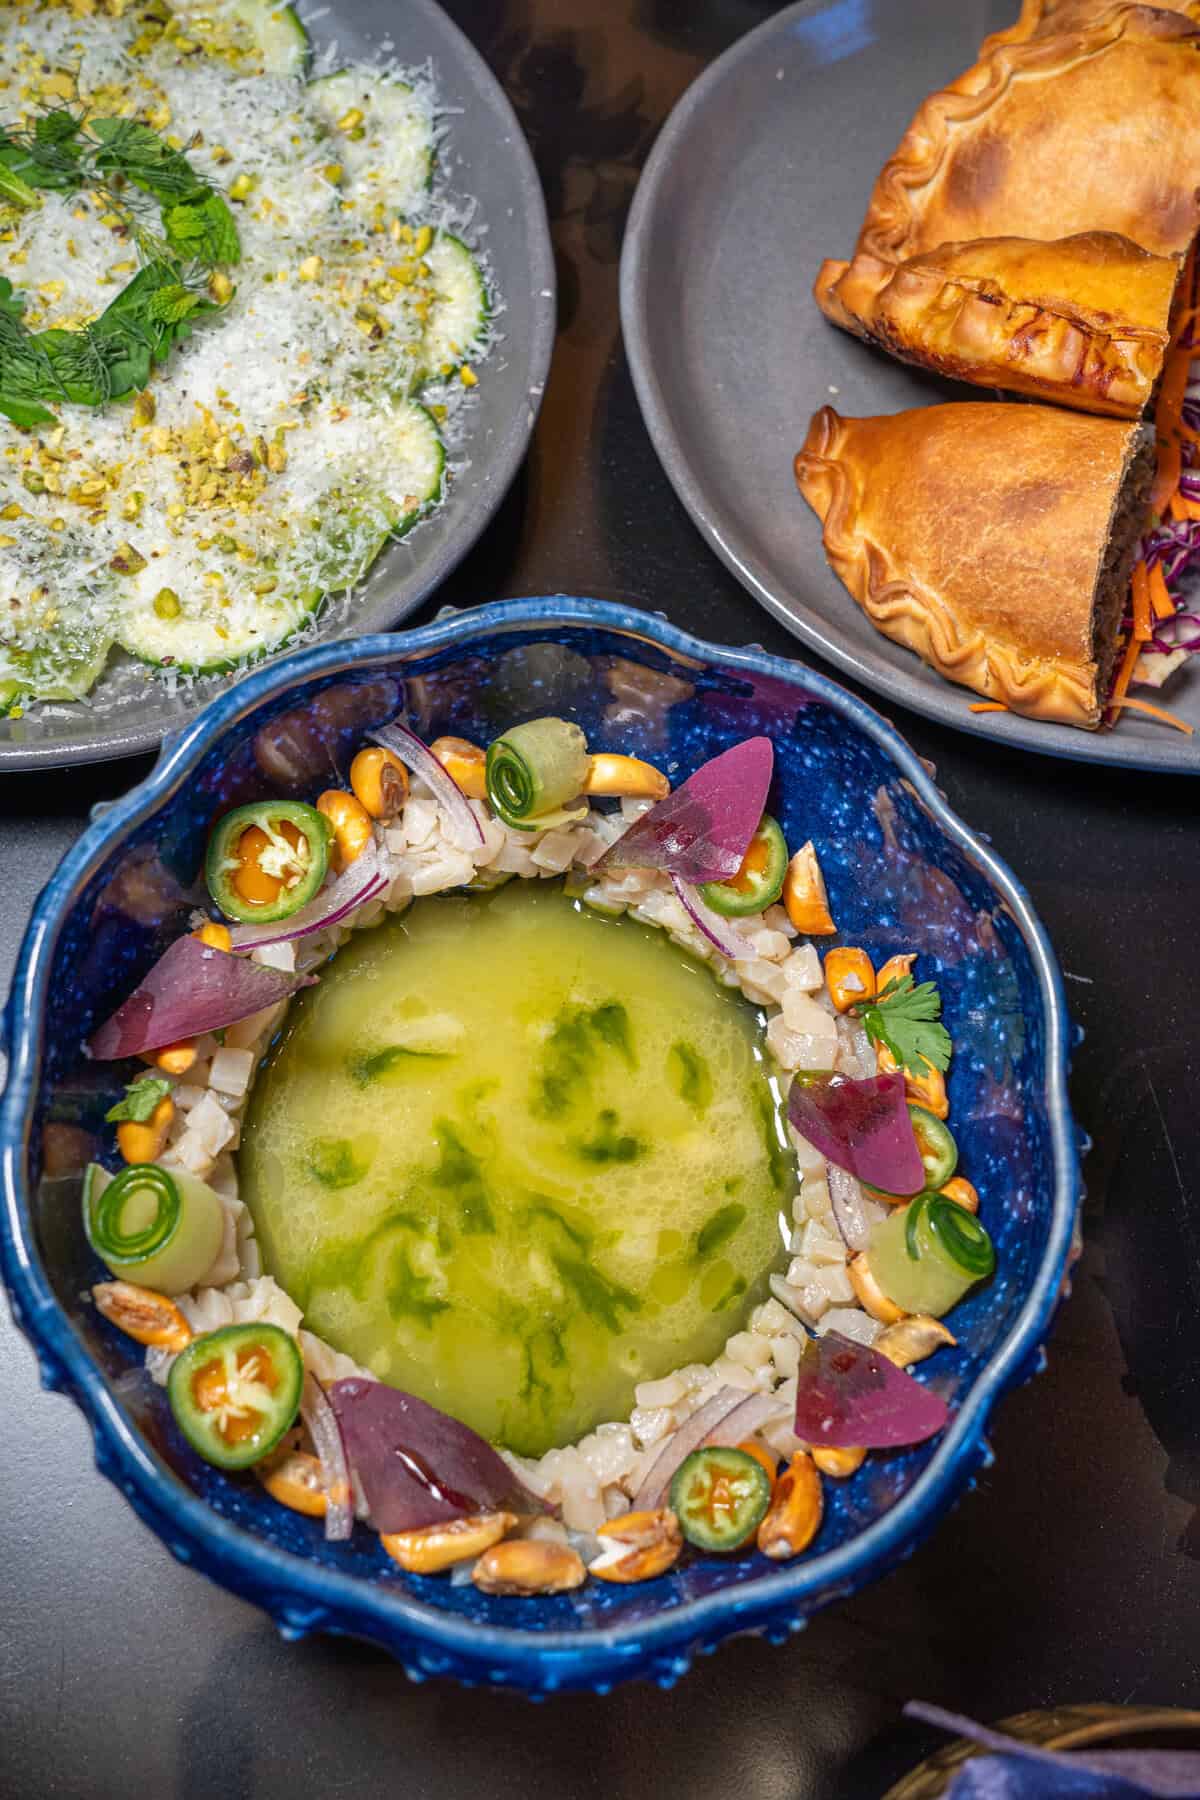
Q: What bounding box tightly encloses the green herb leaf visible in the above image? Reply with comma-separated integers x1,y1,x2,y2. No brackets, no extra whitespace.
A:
105,1074,171,1124
0,160,38,209
855,975,952,1075
163,192,240,267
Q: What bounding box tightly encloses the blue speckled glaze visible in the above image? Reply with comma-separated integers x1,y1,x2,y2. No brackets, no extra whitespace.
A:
0,599,1079,1694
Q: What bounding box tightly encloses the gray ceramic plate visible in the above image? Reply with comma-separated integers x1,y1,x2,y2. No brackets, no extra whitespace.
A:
620,0,1200,773
0,0,555,771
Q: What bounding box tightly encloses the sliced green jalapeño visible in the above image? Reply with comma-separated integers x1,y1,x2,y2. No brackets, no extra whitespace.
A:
907,1103,958,1189
206,800,330,925
669,1445,772,1551
698,815,788,917
167,1323,304,1470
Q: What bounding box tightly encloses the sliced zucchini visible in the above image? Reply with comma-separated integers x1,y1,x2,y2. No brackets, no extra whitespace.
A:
419,234,489,377
117,579,321,675
172,0,310,77
306,68,434,213
378,400,445,534
0,522,115,704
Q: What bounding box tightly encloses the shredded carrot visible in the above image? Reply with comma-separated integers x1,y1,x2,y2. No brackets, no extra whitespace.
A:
1148,561,1177,620
1131,562,1153,640
1107,631,1142,716
1107,697,1195,734
1180,498,1200,522
968,701,1009,714
1151,432,1184,516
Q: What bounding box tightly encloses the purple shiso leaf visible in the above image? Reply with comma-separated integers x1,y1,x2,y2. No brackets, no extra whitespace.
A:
794,1331,949,1449
787,1070,925,1195
905,1703,1200,1798
327,1380,549,1533
597,736,774,884
87,935,315,1060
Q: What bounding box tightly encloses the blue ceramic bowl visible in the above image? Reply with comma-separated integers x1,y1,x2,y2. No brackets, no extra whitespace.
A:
0,600,1079,1694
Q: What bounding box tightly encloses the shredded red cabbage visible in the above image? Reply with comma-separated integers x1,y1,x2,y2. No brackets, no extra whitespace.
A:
87,936,314,1060
787,1070,925,1195
794,1330,949,1449
327,1380,548,1533
597,736,774,884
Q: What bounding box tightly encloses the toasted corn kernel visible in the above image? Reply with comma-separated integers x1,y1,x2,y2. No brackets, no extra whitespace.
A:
194,921,232,952
824,946,875,1013
906,1058,949,1118
757,1452,823,1560
811,1445,867,1479
847,1251,907,1324
350,746,409,820
875,1314,958,1368
430,735,486,799
382,1511,516,1574
209,270,233,304
582,752,669,801
589,1508,683,1583
153,1040,197,1076
782,841,837,935
92,1280,191,1351
939,1175,979,1215
876,952,916,993
317,788,373,873
258,1445,329,1518
472,1538,586,1595
131,390,156,426
116,1094,174,1165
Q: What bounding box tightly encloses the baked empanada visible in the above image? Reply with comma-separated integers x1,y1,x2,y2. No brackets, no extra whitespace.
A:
815,231,1183,418
983,0,1200,54
794,403,1153,727
854,4,1200,266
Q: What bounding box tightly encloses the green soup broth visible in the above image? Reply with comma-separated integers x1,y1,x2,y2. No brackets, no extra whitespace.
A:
240,882,793,1457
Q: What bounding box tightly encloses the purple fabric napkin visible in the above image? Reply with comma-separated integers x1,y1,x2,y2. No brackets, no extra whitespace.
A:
906,1704,1200,1799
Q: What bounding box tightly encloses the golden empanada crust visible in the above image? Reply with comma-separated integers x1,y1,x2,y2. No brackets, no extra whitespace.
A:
794,403,1148,726
983,0,1200,54
858,5,1200,265
815,232,1180,417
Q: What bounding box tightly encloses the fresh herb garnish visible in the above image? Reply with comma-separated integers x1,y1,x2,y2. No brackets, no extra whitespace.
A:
855,975,952,1075
0,108,239,427
104,1074,171,1123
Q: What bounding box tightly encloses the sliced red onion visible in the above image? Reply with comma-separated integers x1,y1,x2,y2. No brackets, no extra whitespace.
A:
87,935,315,1060
597,736,773,883
327,1380,548,1533
827,1164,885,1254
793,1330,949,1449
671,875,753,961
699,1389,787,1450
301,1372,353,1542
228,843,388,950
631,1386,746,1510
787,1070,925,1196
370,721,484,850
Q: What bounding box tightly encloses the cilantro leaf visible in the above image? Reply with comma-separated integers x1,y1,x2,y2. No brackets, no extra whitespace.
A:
105,1075,171,1124
855,975,952,1075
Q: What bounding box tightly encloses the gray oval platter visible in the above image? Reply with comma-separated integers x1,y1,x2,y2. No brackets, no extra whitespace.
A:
0,0,555,771
620,0,1200,773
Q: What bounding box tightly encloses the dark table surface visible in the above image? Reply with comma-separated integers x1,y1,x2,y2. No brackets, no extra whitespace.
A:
3,3,1200,1796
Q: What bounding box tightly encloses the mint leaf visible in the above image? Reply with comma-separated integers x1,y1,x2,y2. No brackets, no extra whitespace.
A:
105,1074,170,1124
163,192,240,267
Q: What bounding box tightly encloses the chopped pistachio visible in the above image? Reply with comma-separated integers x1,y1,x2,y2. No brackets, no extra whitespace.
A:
21,469,46,495
153,587,181,619
459,365,478,388
131,390,156,427
110,541,147,576
336,106,364,132
228,172,256,201
298,254,322,282
209,270,233,304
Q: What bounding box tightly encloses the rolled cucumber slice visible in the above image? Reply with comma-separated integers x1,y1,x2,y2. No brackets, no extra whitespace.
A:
420,234,489,376
307,68,434,213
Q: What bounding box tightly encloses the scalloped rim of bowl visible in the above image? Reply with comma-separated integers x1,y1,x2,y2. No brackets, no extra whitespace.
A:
0,598,1080,1692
